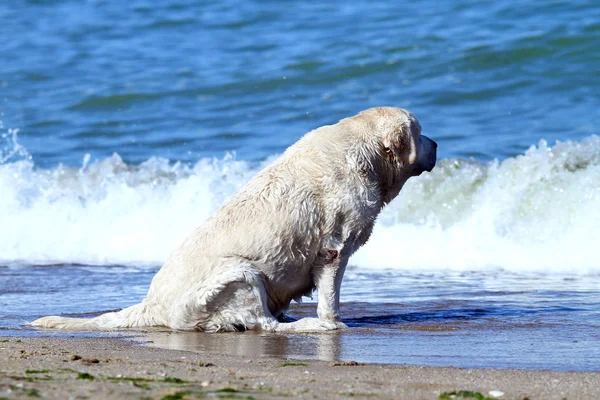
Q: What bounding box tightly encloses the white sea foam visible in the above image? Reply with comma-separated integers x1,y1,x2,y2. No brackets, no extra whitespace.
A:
354,136,600,273
1,133,599,273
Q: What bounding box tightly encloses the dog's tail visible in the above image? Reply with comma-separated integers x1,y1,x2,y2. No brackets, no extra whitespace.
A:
30,301,166,330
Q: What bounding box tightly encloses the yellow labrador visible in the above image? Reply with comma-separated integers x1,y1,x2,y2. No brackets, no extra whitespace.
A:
32,107,437,332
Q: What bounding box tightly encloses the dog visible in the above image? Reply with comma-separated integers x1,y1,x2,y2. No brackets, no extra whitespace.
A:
32,107,437,332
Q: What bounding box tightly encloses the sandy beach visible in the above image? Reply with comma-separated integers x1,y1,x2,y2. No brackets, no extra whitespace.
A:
1,335,599,400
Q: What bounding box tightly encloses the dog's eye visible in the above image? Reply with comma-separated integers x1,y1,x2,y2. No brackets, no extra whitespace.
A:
384,147,393,156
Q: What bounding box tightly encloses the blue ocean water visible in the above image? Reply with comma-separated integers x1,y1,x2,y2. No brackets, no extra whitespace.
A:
1,1,600,370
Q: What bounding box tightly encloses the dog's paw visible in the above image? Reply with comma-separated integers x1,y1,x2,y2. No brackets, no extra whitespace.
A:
275,317,338,332
333,321,348,329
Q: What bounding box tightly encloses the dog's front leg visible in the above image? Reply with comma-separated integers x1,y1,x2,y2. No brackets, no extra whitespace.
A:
313,249,348,329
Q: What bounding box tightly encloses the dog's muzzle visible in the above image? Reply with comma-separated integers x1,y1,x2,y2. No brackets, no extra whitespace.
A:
415,135,437,175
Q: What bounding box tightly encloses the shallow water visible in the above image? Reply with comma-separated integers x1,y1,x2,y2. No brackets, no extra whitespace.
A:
143,308,600,372
2,265,599,371
1,0,600,371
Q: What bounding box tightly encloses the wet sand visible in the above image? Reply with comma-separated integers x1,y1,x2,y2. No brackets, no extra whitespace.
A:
1,335,599,400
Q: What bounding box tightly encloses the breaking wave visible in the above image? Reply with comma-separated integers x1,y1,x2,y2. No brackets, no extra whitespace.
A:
1,130,599,273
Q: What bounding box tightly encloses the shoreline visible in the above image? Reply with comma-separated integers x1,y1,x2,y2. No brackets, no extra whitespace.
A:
1,336,599,399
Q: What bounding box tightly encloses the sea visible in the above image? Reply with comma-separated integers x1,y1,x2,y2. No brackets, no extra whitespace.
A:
1,1,599,371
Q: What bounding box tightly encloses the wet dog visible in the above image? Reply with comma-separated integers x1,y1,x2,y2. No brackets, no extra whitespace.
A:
32,107,437,332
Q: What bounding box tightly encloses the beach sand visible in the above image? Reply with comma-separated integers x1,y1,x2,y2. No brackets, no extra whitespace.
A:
1,335,599,400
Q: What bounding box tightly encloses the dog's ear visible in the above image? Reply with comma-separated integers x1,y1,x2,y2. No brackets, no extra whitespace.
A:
383,125,417,164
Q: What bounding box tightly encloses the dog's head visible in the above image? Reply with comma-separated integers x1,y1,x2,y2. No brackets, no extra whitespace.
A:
354,107,437,203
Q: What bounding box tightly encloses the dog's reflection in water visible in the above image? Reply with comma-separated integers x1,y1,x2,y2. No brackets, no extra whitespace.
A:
144,330,342,362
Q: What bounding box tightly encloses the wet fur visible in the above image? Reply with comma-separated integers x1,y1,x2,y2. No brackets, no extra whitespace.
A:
32,107,437,332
